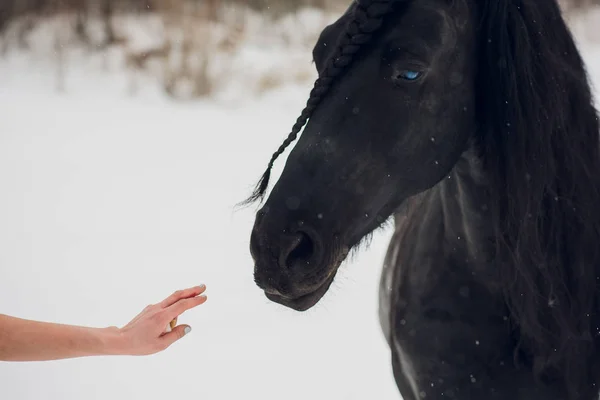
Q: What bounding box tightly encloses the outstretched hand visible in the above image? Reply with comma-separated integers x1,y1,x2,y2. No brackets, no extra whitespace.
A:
115,285,208,355
0,285,208,362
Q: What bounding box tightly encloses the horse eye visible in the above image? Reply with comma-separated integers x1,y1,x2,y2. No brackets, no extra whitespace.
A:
395,70,422,81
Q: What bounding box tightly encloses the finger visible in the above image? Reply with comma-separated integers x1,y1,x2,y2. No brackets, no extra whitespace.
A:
165,294,207,320
160,324,192,348
160,285,206,308
159,286,206,309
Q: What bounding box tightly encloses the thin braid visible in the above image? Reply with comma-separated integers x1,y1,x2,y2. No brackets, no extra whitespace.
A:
242,0,395,206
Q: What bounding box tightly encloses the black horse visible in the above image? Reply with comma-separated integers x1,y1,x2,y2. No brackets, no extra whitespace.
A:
245,0,600,398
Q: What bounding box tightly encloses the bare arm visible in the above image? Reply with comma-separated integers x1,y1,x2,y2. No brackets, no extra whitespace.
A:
0,285,207,361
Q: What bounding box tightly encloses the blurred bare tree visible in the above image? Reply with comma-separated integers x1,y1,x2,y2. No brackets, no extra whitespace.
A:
558,0,600,11
1,0,597,98
2,0,600,31
0,0,348,27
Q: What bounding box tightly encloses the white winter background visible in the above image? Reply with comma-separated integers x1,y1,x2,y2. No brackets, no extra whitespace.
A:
1,5,600,400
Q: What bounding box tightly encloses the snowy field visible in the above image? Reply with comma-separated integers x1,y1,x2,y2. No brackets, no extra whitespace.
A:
1,8,600,400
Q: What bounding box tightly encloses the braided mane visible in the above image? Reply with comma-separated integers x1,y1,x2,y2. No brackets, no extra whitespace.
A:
242,0,396,205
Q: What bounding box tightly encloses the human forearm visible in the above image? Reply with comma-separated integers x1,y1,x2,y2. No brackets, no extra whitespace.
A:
0,285,207,362
0,314,124,361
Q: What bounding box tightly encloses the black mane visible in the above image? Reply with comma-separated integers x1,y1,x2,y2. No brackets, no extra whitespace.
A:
476,0,600,396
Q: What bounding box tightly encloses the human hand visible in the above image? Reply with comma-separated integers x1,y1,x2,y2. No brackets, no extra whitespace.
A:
111,285,207,356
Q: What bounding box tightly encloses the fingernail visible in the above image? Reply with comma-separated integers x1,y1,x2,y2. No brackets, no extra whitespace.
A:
184,326,192,335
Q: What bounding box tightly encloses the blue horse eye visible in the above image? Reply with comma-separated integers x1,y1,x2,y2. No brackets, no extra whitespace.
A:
397,70,421,81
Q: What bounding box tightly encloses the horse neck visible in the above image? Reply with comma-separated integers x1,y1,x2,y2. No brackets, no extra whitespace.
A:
434,144,494,267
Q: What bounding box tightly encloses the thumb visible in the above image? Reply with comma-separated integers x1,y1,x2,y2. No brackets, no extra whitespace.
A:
161,325,192,347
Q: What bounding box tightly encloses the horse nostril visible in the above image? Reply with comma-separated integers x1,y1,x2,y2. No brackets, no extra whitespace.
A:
282,231,316,269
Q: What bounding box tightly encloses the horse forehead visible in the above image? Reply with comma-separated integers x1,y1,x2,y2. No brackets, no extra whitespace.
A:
386,1,461,45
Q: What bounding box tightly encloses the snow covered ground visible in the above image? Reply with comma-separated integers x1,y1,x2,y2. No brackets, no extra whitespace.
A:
1,7,600,400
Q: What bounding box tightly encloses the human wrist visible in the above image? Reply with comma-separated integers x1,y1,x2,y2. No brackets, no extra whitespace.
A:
96,326,127,356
